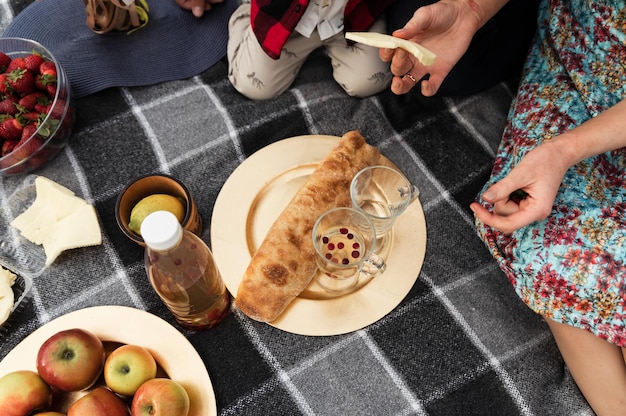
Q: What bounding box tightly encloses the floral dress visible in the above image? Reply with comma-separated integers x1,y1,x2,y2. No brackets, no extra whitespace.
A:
475,0,626,346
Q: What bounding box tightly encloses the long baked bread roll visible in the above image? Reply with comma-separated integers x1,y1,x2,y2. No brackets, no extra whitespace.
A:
235,131,382,322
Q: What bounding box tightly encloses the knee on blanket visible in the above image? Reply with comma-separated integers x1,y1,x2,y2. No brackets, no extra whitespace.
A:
335,71,393,98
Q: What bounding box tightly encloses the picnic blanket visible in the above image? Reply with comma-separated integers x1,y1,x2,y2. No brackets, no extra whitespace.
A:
0,1,593,414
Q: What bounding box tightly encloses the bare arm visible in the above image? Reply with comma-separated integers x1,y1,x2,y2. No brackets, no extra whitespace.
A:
380,0,510,96
470,99,626,233
175,0,224,18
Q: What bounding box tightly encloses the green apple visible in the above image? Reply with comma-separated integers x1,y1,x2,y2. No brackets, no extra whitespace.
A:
131,378,190,416
104,344,157,396
36,328,105,392
0,370,52,416
67,387,129,416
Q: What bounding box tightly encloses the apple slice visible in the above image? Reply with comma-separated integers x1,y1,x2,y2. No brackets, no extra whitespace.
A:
345,32,437,66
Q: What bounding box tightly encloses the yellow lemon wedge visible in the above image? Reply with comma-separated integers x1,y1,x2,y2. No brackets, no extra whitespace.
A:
128,194,186,235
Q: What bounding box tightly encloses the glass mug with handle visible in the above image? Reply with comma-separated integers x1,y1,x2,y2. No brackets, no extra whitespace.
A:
312,207,386,294
350,165,419,252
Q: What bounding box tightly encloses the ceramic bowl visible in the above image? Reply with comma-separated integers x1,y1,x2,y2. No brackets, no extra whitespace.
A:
115,174,202,246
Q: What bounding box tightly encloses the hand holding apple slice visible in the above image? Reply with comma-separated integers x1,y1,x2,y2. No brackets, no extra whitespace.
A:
345,32,437,65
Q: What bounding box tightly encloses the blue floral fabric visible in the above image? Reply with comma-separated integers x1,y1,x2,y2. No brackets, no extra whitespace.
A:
475,0,626,346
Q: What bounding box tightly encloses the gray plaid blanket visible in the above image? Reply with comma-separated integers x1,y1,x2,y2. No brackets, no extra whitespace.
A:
0,1,593,415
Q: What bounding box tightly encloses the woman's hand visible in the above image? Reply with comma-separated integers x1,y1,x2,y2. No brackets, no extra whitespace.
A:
470,140,570,233
471,98,626,233
175,0,223,17
380,0,499,96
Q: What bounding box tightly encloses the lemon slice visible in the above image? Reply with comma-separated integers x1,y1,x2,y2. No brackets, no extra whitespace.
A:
128,194,186,235
345,32,437,66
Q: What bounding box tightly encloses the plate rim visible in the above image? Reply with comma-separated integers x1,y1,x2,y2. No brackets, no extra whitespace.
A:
211,135,427,336
0,305,216,416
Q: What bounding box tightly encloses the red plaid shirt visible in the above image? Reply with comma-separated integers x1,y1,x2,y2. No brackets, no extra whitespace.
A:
251,0,397,59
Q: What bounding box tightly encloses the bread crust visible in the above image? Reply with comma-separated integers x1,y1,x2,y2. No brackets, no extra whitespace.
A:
234,131,382,322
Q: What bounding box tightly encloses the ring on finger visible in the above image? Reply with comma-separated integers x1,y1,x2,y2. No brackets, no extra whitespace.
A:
404,73,417,83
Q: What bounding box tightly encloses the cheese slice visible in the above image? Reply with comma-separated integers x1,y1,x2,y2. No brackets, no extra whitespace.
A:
10,176,102,266
0,267,16,325
40,204,102,266
11,176,87,244
345,32,437,66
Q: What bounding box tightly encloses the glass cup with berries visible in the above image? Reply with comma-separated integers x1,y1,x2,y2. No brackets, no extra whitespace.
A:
312,207,387,294
0,38,74,176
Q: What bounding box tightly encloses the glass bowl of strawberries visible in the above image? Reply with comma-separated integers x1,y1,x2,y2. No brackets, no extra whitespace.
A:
0,38,74,176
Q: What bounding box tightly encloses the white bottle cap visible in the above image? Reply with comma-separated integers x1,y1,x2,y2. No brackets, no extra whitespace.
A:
140,211,183,251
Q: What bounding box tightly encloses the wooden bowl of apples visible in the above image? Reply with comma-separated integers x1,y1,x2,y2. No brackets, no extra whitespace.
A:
0,306,216,415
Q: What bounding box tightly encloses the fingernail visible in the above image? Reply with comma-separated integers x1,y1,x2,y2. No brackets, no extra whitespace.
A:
193,6,203,16
482,190,495,201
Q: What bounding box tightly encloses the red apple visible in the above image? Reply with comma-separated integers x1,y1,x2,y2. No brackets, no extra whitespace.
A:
104,344,157,396
131,378,190,416
0,370,52,416
34,413,66,415
36,328,105,392
67,387,129,416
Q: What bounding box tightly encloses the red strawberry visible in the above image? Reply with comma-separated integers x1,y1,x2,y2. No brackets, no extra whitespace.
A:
21,111,44,123
39,61,57,77
7,69,35,96
35,73,57,91
10,130,43,161
20,123,38,141
0,52,10,72
1,139,17,156
6,57,26,72
0,117,23,140
34,102,50,114
18,92,46,111
0,97,19,115
0,74,11,96
47,100,67,119
46,83,57,98
23,53,44,72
